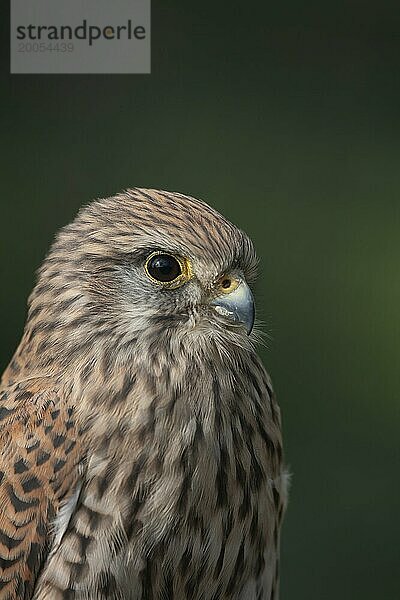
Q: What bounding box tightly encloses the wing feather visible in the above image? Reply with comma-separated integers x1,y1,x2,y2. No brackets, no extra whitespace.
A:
0,378,81,599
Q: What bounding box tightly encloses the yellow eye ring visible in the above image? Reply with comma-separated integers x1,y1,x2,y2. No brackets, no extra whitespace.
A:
144,252,192,289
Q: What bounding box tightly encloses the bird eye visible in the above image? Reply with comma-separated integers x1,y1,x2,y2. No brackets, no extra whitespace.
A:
145,253,183,284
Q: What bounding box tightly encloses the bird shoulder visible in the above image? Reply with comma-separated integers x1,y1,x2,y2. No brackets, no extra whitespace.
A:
0,377,82,599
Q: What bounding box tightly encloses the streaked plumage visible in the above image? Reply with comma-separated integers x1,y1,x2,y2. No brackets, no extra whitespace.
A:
0,188,288,599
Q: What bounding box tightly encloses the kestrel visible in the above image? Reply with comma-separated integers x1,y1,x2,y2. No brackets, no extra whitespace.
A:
0,189,288,599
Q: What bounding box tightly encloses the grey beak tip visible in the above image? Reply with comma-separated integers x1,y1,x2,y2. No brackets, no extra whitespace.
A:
212,281,255,335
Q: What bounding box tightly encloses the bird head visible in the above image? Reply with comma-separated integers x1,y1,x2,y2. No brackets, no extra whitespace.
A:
26,189,260,372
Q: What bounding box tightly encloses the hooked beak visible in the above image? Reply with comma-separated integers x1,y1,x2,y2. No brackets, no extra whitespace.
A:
211,279,255,335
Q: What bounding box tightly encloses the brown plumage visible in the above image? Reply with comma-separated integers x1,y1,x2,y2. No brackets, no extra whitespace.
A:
0,188,288,599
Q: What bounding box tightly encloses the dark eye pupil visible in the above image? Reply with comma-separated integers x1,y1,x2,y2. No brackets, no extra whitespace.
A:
147,254,182,282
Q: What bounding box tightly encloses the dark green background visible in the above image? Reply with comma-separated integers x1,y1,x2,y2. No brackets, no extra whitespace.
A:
1,2,399,598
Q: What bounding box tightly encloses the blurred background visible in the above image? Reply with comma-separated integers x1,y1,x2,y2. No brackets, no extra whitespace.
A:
1,2,399,598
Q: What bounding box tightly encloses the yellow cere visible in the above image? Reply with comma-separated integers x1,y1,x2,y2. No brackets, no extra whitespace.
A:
218,275,240,295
